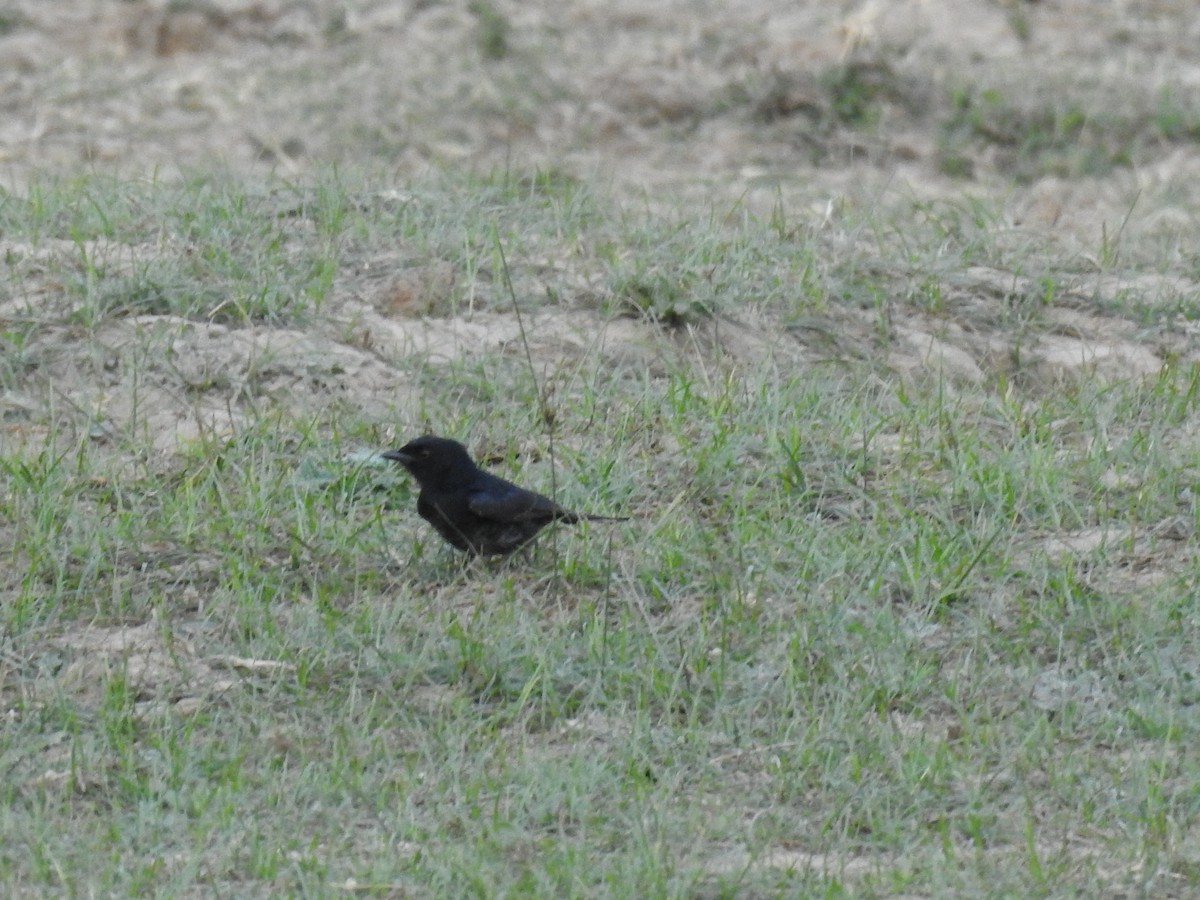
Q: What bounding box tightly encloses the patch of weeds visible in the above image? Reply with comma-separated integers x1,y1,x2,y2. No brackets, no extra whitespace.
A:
752,61,903,131
1154,86,1200,142
469,0,511,60
2,445,99,626
821,61,896,129
0,175,133,245
600,208,797,326
344,168,603,315
0,323,41,387
0,11,27,35
292,453,406,514
612,265,709,326
939,85,1133,181
828,263,891,319
906,196,1007,268
602,219,719,325
1,176,344,325
472,166,589,209
1006,5,1033,43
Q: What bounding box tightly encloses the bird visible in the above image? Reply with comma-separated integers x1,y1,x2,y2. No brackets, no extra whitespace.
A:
381,435,626,557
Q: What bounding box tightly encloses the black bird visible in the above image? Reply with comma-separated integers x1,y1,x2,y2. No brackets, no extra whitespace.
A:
382,435,626,556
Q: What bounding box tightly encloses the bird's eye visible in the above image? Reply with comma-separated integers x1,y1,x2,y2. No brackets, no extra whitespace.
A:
419,449,430,458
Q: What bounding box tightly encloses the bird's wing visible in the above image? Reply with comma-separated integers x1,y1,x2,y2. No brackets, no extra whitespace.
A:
467,481,566,522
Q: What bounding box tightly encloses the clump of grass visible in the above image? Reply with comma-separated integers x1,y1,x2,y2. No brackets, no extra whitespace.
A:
1153,86,1200,142
0,176,348,325
939,84,1141,181
469,0,511,60
821,60,898,128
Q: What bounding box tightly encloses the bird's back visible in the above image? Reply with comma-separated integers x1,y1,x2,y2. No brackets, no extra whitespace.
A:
416,470,567,555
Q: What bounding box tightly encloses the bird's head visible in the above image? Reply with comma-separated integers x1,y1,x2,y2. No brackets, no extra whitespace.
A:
381,435,474,486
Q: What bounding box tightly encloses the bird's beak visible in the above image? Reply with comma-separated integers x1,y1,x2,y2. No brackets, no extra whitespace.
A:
381,449,413,466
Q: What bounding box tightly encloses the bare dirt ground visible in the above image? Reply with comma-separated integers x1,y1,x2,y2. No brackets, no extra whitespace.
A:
2,1,1198,205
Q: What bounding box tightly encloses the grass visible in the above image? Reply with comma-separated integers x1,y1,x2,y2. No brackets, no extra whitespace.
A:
2,169,1200,896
